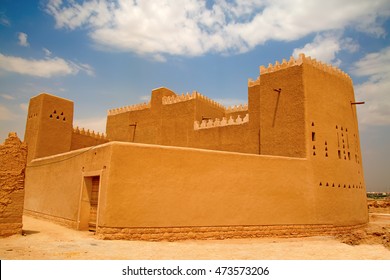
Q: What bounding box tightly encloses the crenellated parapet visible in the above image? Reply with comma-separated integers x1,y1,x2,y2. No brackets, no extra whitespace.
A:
162,91,196,105
248,77,260,87
108,102,150,116
259,53,352,84
194,114,249,130
162,91,226,110
226,104,248,114
301,54,352,84
259,55,302,75
73,126,108,140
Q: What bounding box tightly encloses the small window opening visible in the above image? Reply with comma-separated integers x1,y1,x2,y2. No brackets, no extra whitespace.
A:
49,114,53,118
312,132,316,141
53,110,56,114
338,150,341,159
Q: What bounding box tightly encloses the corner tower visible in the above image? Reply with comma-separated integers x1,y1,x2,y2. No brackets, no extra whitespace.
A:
24,93,74,162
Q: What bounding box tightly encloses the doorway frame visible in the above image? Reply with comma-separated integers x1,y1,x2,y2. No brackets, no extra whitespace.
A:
77,170,104,231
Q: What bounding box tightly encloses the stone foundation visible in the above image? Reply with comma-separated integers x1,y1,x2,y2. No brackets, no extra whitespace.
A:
97,223,367,241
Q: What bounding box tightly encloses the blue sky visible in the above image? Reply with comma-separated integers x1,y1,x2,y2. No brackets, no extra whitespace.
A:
0,0,389,192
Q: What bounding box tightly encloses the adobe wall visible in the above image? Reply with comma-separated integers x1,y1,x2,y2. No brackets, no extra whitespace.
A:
258,63,306,158
99,143,367,236
105,57,307,158
301,55,368,225
71,127,109,150
24,144,112,228
106,88,255,154
23,141,368,240
100,143,311,230
0,133,27,237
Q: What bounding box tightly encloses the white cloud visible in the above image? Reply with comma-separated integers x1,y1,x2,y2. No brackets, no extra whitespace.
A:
0,53,94,78
1,94,15,100
45,0,390,59
292,32,359,66
73,117,106,134
351,47,390,126
292,32,343,65
17,32,29,47
0,13,10,26
43,48,52,57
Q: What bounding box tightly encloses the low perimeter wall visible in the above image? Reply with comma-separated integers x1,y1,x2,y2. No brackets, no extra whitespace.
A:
24,141,368,241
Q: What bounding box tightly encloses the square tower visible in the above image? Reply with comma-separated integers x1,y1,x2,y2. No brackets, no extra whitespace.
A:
24,93,74,162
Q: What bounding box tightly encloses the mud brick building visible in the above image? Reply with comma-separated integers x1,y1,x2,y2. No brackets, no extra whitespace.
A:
23,54,368,240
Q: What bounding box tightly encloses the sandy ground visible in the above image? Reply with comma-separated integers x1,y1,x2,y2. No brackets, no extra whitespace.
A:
1,210,390,260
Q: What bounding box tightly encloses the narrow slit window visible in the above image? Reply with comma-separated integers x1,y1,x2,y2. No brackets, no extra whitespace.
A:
312,132,316,141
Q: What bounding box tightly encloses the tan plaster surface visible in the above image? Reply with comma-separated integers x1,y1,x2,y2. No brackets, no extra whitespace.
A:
0,212,389,260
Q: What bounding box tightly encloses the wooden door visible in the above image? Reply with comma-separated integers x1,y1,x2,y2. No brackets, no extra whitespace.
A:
88,176,100,231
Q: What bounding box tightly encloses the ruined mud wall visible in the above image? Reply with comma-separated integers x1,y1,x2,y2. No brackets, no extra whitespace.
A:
0,133,27,237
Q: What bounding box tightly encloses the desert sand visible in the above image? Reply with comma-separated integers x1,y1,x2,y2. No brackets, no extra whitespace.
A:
1,201,389,260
